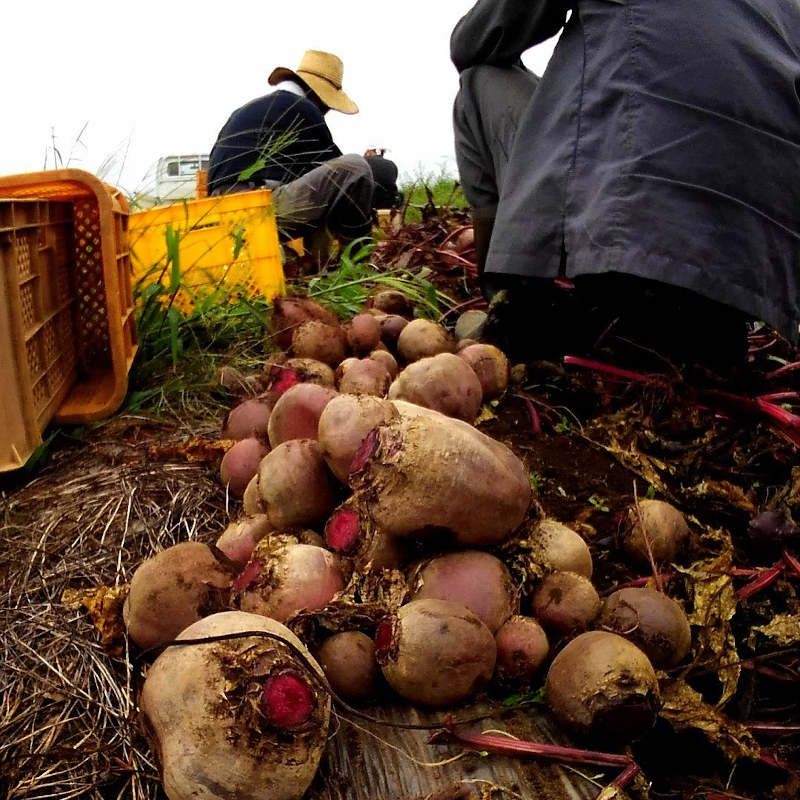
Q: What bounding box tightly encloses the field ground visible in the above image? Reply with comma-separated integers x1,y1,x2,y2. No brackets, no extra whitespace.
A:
1,195,798,800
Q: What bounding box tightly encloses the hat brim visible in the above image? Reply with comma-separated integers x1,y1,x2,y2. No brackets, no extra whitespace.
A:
268,67,359,115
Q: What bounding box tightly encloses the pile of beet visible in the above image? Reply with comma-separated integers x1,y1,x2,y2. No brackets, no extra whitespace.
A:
120,286,750,800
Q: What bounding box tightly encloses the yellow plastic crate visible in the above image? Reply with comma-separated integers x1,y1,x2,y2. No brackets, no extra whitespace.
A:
128,190,285,313
0,169,138,472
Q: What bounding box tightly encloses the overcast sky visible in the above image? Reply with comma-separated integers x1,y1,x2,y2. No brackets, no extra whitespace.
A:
3,1,560,196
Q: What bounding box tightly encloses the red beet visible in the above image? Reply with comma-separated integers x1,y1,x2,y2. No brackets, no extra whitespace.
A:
267,384,338,447
532,572,601,636
220,438,269,498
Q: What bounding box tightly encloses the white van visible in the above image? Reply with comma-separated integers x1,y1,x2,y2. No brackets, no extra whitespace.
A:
154,154,209,203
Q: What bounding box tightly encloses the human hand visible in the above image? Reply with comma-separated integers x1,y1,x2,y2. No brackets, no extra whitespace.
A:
364,148,387,158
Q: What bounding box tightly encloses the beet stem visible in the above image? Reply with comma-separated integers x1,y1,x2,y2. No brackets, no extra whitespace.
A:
755,399,800,431
563,355,662,385
514,393,542,434
442,722,640,796
747,722,800,735
781,549,800,579
600,572,675,595
766,361,800,380
736,561,784,600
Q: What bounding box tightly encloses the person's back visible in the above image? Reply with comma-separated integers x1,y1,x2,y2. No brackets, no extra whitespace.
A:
207,90,341,195
452,0,800,354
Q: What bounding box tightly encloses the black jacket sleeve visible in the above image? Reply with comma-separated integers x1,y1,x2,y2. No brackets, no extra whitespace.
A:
450,0,572,72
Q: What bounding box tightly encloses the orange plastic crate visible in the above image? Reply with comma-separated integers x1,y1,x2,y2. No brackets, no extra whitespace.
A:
0,169,138,471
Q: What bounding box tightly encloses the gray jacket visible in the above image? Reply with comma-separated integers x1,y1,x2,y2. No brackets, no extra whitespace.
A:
452,0,800,343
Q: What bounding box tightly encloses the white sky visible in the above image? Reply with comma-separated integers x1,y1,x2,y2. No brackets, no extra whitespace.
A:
2,1,559,196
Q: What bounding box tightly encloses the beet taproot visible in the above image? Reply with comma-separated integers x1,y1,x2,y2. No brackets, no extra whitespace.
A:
324,502,407,571
379,314,410,348
317,631,379,700
396,319,456,363
598,587,692,669
292,320,348,367
545,631,661,742
221,398,274,442
388,353,483,422
618,499,690,565
346,313,382,355
457,343,509,399
140,611,330,800
368,290,413,317
270,296,339,349
267,384,338,447
495,616,550,681
257,440,336,529
338,358,392,397
243,474,267,516
375,598,497,707
125,542,235,649
237,542,346,623
408,551,518,633
216,515,276,564
532,571,601,636
368,349,399,379
220,438,269,498
350,413,530,547
317,394,398,482
532,519,593,579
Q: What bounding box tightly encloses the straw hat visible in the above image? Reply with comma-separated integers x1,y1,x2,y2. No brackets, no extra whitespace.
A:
269,50,359,115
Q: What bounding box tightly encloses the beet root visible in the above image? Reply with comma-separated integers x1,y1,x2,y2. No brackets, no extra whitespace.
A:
346,313,382,355
221,398,274,442
532,519,593,579
457,343,509,399
545,631,661,743
598,587,692,669
396,319,456,363
324,502,406,571
368,348,399,379
617,499,690,565
243,474,267,516
140,611,330,800
408,551,519,633
258,440,337,529
271,358,336,390
350,413,531,547
375,598,497,707
220,438,269,498
267,383,338,447
270,296,339,349
338,358,392,397
388,353,483,422
379,314,410,348
495,616,550,681
317,631,379,700
292,321,348,367
125,542,235,649
368,290,414,317
216,515,276,564
317,394,398,482
237,542,346,623
532,571,601,636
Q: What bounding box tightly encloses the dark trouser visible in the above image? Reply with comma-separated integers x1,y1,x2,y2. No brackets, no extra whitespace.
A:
453,64,539,208
485,272,750,371
454,65,749,371
213,154,376,241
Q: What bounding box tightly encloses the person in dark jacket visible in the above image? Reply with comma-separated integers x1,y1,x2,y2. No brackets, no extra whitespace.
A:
208,50,401,253
451,1,800,366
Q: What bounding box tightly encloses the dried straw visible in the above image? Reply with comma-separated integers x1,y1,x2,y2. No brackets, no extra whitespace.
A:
0,443,231,800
